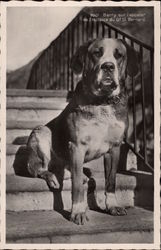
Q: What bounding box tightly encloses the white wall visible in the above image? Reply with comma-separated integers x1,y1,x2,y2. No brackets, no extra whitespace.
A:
7,6,82,71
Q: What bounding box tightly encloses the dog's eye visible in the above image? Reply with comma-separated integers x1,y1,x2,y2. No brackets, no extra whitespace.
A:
93,50,101,57
114,49,123,59
93,47,103,58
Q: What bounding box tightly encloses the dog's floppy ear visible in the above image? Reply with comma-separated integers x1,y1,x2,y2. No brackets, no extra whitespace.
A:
121,40,140,77
71,40,94,74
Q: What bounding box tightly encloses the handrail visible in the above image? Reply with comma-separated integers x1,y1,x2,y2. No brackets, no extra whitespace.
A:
101,21,154,52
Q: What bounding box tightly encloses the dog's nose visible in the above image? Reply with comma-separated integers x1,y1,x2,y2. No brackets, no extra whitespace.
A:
101,62,115,72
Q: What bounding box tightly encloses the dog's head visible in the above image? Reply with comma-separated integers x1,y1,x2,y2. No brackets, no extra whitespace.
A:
71,38,139,97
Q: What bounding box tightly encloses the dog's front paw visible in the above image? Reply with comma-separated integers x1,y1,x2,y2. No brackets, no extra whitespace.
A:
70,212,89,225
71,202,88,225
107,206,127,216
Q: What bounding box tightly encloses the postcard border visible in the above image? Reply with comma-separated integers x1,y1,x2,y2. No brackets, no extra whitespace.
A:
0,1,160,249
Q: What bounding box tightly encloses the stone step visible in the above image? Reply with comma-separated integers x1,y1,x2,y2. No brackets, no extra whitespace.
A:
6,173,153,212
7,99,67,121
6,175,72,212
6,207,153,243
6,98,67,110
7,96,67,122
6,114,73,142
7,96,67,103
7,120,45,130
7,128,32,144
7,98,67,106
6,120,50,144
7,89,68,98
7,108,62,122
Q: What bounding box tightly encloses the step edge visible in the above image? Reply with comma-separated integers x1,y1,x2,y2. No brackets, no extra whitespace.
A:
6,171,153,189
7,102,66,110
6,177,153,193
6,227,153,241
7,106,64,111
7,89,68,97
6,207,154,240
7,120,46,129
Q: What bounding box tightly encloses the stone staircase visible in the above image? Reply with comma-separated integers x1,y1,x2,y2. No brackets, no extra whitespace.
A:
6,89,154,243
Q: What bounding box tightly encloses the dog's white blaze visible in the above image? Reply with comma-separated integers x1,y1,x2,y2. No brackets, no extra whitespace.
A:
105,192,118,209
97,70,103,83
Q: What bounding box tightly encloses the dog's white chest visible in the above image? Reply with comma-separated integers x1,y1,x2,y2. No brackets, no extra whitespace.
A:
79,105,125,161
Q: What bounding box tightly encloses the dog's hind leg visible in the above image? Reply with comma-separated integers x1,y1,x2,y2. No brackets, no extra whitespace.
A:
27,125,59,189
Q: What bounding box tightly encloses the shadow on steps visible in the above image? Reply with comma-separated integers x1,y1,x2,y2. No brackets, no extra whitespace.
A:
13,136,29,145
13,145,32,177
